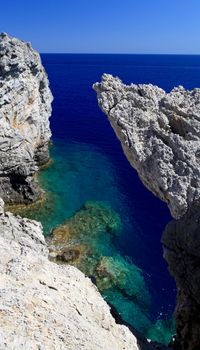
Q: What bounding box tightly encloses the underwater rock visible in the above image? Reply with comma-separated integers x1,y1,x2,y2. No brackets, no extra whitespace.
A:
48,201,121,255
66,201,122,236
55,247,81,263
48,202,154,340
48,201,123,286
49,245,86,264
95,255,150,308
0,33,53,204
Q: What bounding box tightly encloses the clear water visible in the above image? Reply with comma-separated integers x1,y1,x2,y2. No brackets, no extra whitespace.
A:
13,54,200,344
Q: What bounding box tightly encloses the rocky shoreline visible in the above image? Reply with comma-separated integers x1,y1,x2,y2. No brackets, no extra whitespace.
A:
1,32,197,349
0,32,52,204
94,74,200,350
0,33,144,350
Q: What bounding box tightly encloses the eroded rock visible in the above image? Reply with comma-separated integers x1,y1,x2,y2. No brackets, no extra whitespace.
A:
93,74,200,219
0,33,53,204
0,199,139,350
94,74,200,349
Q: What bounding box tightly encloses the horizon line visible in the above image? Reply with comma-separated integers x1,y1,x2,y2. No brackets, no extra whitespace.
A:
40,52,200,56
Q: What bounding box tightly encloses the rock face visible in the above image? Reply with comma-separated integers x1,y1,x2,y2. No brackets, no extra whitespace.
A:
93,74,200,219
94,74,200,350
162,204,200,350
0,33,53,204
0,200,140,350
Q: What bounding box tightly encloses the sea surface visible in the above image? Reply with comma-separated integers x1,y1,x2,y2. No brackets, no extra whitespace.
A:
19,54,200,344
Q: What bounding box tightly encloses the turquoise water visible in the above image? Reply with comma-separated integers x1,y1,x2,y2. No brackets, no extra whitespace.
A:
14,53,199,344
13,138,174,343
39,141,126,233
34,139,173,343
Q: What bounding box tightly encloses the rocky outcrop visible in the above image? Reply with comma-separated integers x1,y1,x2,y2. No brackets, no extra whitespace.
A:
0,33,53,204
94,74,200,349
93,74,200,219
0,199,141,350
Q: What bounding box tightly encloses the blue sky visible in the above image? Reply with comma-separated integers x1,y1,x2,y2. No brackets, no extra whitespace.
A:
1,0,200,54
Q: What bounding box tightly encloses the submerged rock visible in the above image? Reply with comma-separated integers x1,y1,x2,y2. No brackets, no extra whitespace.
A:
48,201,121,255
0,33,53,204
48,201,154,340
48,201,124,282
95,255,150,308
94,74,200,349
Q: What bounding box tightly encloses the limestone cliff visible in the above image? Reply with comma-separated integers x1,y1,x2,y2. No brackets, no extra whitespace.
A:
93,74,200,219
0,32,53,204
94,74,200,350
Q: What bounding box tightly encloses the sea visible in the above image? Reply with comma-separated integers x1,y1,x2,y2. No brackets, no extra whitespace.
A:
21,54,200,344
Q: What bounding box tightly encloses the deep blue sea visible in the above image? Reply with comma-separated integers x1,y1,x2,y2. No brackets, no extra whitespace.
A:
28,54,200,343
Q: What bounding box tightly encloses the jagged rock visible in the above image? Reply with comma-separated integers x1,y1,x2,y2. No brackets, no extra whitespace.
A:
93,74,200,219
94,74,200,350
0,33,53,204
0,200,139,350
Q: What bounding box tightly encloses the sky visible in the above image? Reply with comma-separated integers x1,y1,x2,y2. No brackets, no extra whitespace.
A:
1,0,200,54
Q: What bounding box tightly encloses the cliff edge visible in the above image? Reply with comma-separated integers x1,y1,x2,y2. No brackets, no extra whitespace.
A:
0,32,53,204
94,74,200,219
0,199,139,350
94,74,200,350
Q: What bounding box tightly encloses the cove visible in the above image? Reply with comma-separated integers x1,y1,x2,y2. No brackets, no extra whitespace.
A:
12,54,200,344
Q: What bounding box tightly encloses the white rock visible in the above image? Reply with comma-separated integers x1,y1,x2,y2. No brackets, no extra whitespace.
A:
0,32,53,203
0,200,139,350
94,74,200,218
